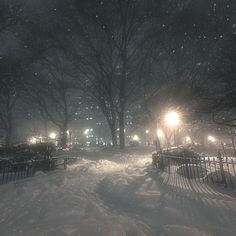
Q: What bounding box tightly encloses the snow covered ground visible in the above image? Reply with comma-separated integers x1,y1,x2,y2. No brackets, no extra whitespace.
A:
0,149,235,236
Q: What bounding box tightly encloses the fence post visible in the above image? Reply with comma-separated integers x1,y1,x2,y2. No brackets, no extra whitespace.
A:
225,157,233,189
217,151,227,186
213,157,219,184
203,156,208,183
152,153,158,168
2,164,6,184
208,157,214,184
199,156,204,182
232,159,236,177
195,156,200,179
168,156,170,174
64,157,67,170
184,153,189,178
159,154,164,170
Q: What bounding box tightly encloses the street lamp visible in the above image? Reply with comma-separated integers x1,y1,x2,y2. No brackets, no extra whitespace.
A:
185,136,192,145
132,135,139,141
165,111,180,127
84,129,90,135
49,132,57,139
29,137,37,144
145,130,150,145
157,129,164,139
208,135,216,143
165,111,180,146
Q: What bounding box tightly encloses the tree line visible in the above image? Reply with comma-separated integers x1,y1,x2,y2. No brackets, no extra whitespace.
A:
0,0,235,149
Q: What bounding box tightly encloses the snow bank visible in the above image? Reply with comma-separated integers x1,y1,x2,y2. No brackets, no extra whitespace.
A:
0,151,235,236
0,154,152,236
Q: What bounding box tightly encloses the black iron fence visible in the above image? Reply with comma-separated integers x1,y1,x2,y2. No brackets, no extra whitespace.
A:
153,153,236,189
0,157,73,185
0,160,33,184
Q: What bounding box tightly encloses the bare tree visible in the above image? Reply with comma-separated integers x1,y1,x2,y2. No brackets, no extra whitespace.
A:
0,57,22,146
61,0,155,149
23,53,77,148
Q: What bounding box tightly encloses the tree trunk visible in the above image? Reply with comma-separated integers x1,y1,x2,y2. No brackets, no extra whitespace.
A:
43,119,48,137
119,111,125,150
231,130,236,158
60,125,68,149
119,58,126,150
107,119,118,147
5,125,12,147
5,110,13,147
111,129,117,147
102,103,118,147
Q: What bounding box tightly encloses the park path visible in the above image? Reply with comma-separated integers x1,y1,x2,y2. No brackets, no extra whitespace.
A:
0,151,235,236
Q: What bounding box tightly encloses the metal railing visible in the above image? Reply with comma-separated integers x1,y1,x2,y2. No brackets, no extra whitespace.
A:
153,153,236,189
0,156,74,185
0,160,34,184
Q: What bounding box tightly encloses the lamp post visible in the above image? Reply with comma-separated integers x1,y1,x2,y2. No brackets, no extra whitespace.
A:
156,128,164,151
165,111,180,146
145,130,149,146
49,132,57,140
208,135,216,143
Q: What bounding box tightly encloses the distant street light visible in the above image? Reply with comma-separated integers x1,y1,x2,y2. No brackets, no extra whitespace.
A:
185,136,192,144
84,129,90,135
49,132,57,139
39,136,43,143
132,135,139,141
208,135,216,143
145,130,150,145
157,129,164,139
29,137,37,144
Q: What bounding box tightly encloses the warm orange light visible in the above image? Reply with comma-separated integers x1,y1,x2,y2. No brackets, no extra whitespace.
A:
165,111,180,127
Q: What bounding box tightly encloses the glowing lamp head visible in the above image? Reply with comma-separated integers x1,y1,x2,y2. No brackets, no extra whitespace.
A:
145,130,149,134
165,111,180,127
29,137,37,144
185,136,191,144
132,135,139,141
208,135,216,143
84,129,90,135
49,132,57,139
157,129,164,139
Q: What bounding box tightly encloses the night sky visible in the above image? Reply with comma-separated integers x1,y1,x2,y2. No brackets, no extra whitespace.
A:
0,0,235,148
